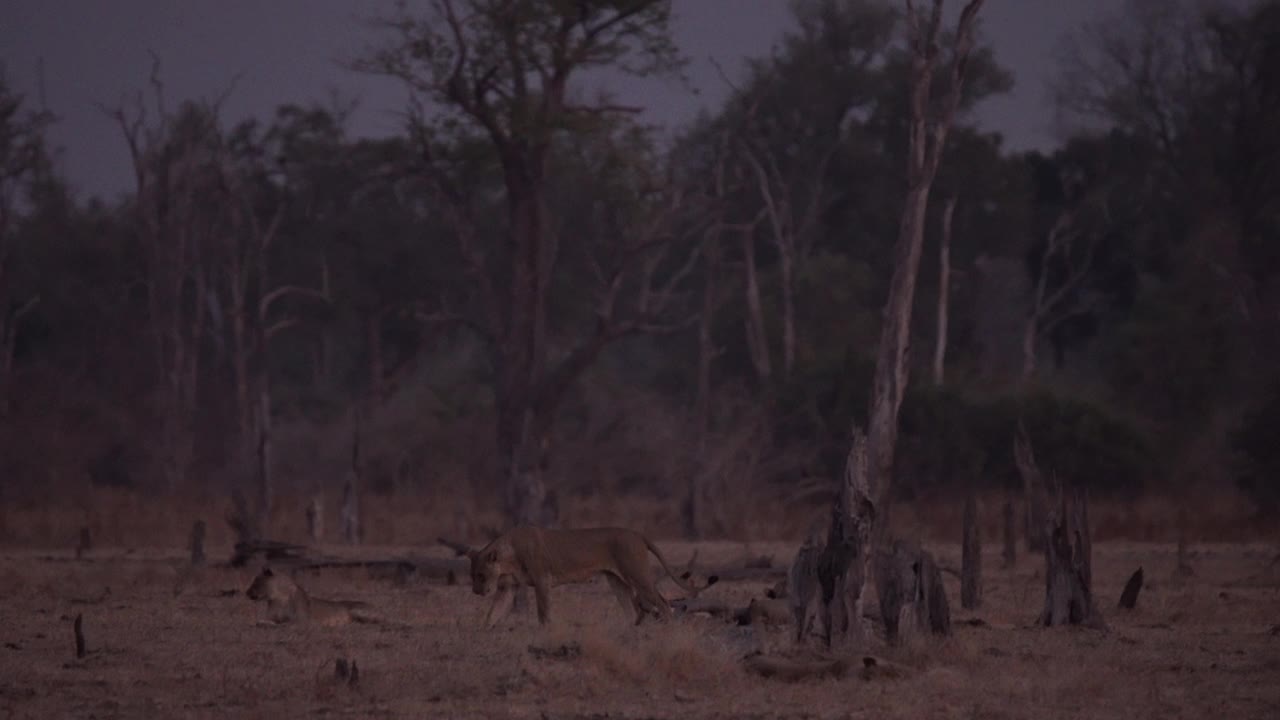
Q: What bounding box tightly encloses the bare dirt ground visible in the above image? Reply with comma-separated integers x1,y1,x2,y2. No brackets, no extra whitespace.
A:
1,539,1277,719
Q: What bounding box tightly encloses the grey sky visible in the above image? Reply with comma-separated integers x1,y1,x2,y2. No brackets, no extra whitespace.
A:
3,1,1121,201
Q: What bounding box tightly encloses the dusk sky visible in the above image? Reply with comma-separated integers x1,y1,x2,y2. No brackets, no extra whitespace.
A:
3,0,1121,201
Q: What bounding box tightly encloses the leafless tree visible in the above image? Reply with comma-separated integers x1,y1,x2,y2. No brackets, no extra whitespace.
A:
799,0,986,651
360,0,703,526
0,79,51,418
104,65,223,492
1021,207,1101,380
865,0,984,522
932,195,957,385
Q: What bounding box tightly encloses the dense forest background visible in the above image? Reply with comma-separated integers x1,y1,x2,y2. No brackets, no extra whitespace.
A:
2,0,1277,541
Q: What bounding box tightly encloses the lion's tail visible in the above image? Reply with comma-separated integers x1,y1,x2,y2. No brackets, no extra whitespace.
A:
643,537,719,597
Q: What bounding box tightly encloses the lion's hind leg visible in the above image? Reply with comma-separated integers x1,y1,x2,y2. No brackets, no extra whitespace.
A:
604,573,645,624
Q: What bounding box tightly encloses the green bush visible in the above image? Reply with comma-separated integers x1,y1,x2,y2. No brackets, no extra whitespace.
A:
770,370,1153,497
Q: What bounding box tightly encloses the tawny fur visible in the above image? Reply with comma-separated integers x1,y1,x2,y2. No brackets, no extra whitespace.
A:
466,526,718,627
244,567,380,626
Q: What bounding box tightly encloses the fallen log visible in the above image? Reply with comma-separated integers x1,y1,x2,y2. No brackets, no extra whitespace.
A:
742,652,910,682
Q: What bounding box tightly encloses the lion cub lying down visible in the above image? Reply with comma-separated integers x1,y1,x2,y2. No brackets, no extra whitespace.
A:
245,567,384,626
456,525,718,627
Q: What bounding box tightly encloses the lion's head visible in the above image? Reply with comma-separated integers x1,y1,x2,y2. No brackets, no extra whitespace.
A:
246,566,285,601
467,547,502,596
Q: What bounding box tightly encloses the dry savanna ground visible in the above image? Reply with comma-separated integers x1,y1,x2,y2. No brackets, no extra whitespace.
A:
1,538,1278,719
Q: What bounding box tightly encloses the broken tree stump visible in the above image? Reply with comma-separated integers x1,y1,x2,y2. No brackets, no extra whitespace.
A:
788,525,823,643
961,492,982,610
190,520,206,566
341,418,361,546
226,488,260,545
75,527,91,560
811,428,875,649
1002,498,1016,568
1015,423,1048,553
1175,506,1194,578
73,614,85,659
1039,485,1104,628
1118,567,1144,610
306,496,323,543
874,539,951,643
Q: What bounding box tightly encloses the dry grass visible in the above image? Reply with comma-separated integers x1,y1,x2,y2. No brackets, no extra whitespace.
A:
1,485,1269,551
1,536,1277,719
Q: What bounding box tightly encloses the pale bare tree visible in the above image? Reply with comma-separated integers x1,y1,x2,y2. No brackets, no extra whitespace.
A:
1021,207,1101,381
865,0,985,528
932,195,957,385
814,0,985,649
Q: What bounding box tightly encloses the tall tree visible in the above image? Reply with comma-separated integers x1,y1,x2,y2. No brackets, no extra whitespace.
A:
0,75,55,418
864,0,984,523
811,0,986,650
360,0,701,525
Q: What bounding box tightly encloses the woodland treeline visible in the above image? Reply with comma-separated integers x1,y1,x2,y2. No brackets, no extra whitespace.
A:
1,0,1278,533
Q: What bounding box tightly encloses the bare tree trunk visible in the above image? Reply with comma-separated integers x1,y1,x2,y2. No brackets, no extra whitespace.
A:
813,428,875,648
687,236,722,540
779,246,797,378
341,412,362,545
0,297,38,418
315,251,333,386
306,497,323,544
76,527,92,560
1002,497,1017,568
1014,423,1048,552
366,311,384,402
961,491,982,610
255,389,273,535
1020,317,1039,382
932,196,956,385
740,226,772,383
1175,504,1194,577
875,539,952,643
817,0,984,652
189,520,206,565
1040,485,1103,628
866,0,985,524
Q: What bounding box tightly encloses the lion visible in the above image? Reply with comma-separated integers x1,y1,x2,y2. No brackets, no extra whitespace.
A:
245,567,386,627
446,526,718,627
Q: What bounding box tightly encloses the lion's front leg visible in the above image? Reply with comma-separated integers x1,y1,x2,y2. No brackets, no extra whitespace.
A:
532,579,552,625
484,584,515,627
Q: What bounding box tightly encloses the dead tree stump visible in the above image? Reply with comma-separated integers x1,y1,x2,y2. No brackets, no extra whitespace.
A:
306,497,323,543
1118,566,1143,610
788,526,823,644
1015,423,1048,553
813,429,875,648
961,493,982,610
1001,499,1016,568
875,539,951,643
189,520,206,566
75,527,92,560
73,613,85,659
1039,485,1103,628
341,417,362,545
226,488,260,545
341,480,360,545
1175,506,1194,578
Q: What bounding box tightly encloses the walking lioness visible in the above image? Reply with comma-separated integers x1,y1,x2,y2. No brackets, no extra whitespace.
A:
245,567,384,626
449,526,718,627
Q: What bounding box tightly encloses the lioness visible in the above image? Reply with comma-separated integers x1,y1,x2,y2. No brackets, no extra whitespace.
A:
245,567,383,626
457,526,717,627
